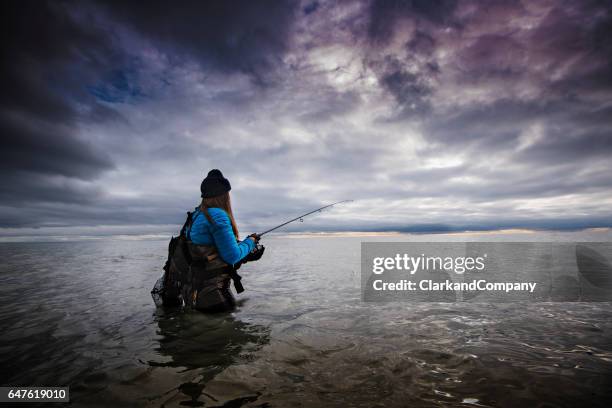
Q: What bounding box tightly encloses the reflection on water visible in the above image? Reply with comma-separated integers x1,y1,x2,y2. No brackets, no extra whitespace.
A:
0,232,612,407
151,309,269,406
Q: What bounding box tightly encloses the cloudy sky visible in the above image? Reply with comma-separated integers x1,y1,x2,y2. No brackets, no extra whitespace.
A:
1,0,612,235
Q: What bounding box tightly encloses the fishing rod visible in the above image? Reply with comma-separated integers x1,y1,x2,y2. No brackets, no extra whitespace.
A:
257,200,353,237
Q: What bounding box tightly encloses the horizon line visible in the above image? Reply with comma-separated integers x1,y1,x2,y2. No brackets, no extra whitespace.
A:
0,227,610,243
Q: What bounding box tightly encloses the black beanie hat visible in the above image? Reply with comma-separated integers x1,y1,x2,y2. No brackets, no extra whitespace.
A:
200,169,231,198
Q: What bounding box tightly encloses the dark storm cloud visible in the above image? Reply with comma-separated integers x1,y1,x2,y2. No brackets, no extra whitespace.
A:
365,0,612,160
303,1,320,15
367,0,458,43
455,34,526,79
0,112,112,179
100,0,300,85
365,0,612,117
0,0,301,227
376,59,433,117
1,1,108,121
0,0,122,212
407,31,436,55
1,0,612,233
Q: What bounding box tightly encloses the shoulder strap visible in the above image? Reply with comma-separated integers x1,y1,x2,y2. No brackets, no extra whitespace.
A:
180,211,193,238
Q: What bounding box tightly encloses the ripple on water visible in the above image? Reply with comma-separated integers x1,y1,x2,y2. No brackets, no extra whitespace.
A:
1,238,612,407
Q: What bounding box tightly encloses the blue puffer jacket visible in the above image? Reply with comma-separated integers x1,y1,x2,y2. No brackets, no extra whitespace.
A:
186,207,255,265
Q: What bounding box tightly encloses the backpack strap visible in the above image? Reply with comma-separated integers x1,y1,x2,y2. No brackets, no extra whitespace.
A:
180,211,193,239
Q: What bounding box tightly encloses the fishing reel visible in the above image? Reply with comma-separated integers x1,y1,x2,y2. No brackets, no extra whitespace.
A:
243,233,265,261
234,244,265,271
239,244,266,265
247,244,265,261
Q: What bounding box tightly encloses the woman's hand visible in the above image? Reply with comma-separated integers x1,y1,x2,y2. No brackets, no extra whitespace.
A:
245,244,265,262
235,243,265,267
247,233,261,243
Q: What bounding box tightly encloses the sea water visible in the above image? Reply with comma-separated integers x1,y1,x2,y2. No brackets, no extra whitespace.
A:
1,231,612,407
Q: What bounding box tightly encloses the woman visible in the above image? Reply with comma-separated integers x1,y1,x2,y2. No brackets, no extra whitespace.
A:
182,169,263,312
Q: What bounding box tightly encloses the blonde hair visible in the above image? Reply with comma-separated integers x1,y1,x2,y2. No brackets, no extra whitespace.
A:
200,192,239,239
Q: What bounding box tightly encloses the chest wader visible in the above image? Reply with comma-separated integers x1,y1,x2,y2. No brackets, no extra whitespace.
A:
183,244,235,312
152,209,244,312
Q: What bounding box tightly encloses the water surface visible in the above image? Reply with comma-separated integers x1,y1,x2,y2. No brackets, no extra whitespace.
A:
1,232,612,407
